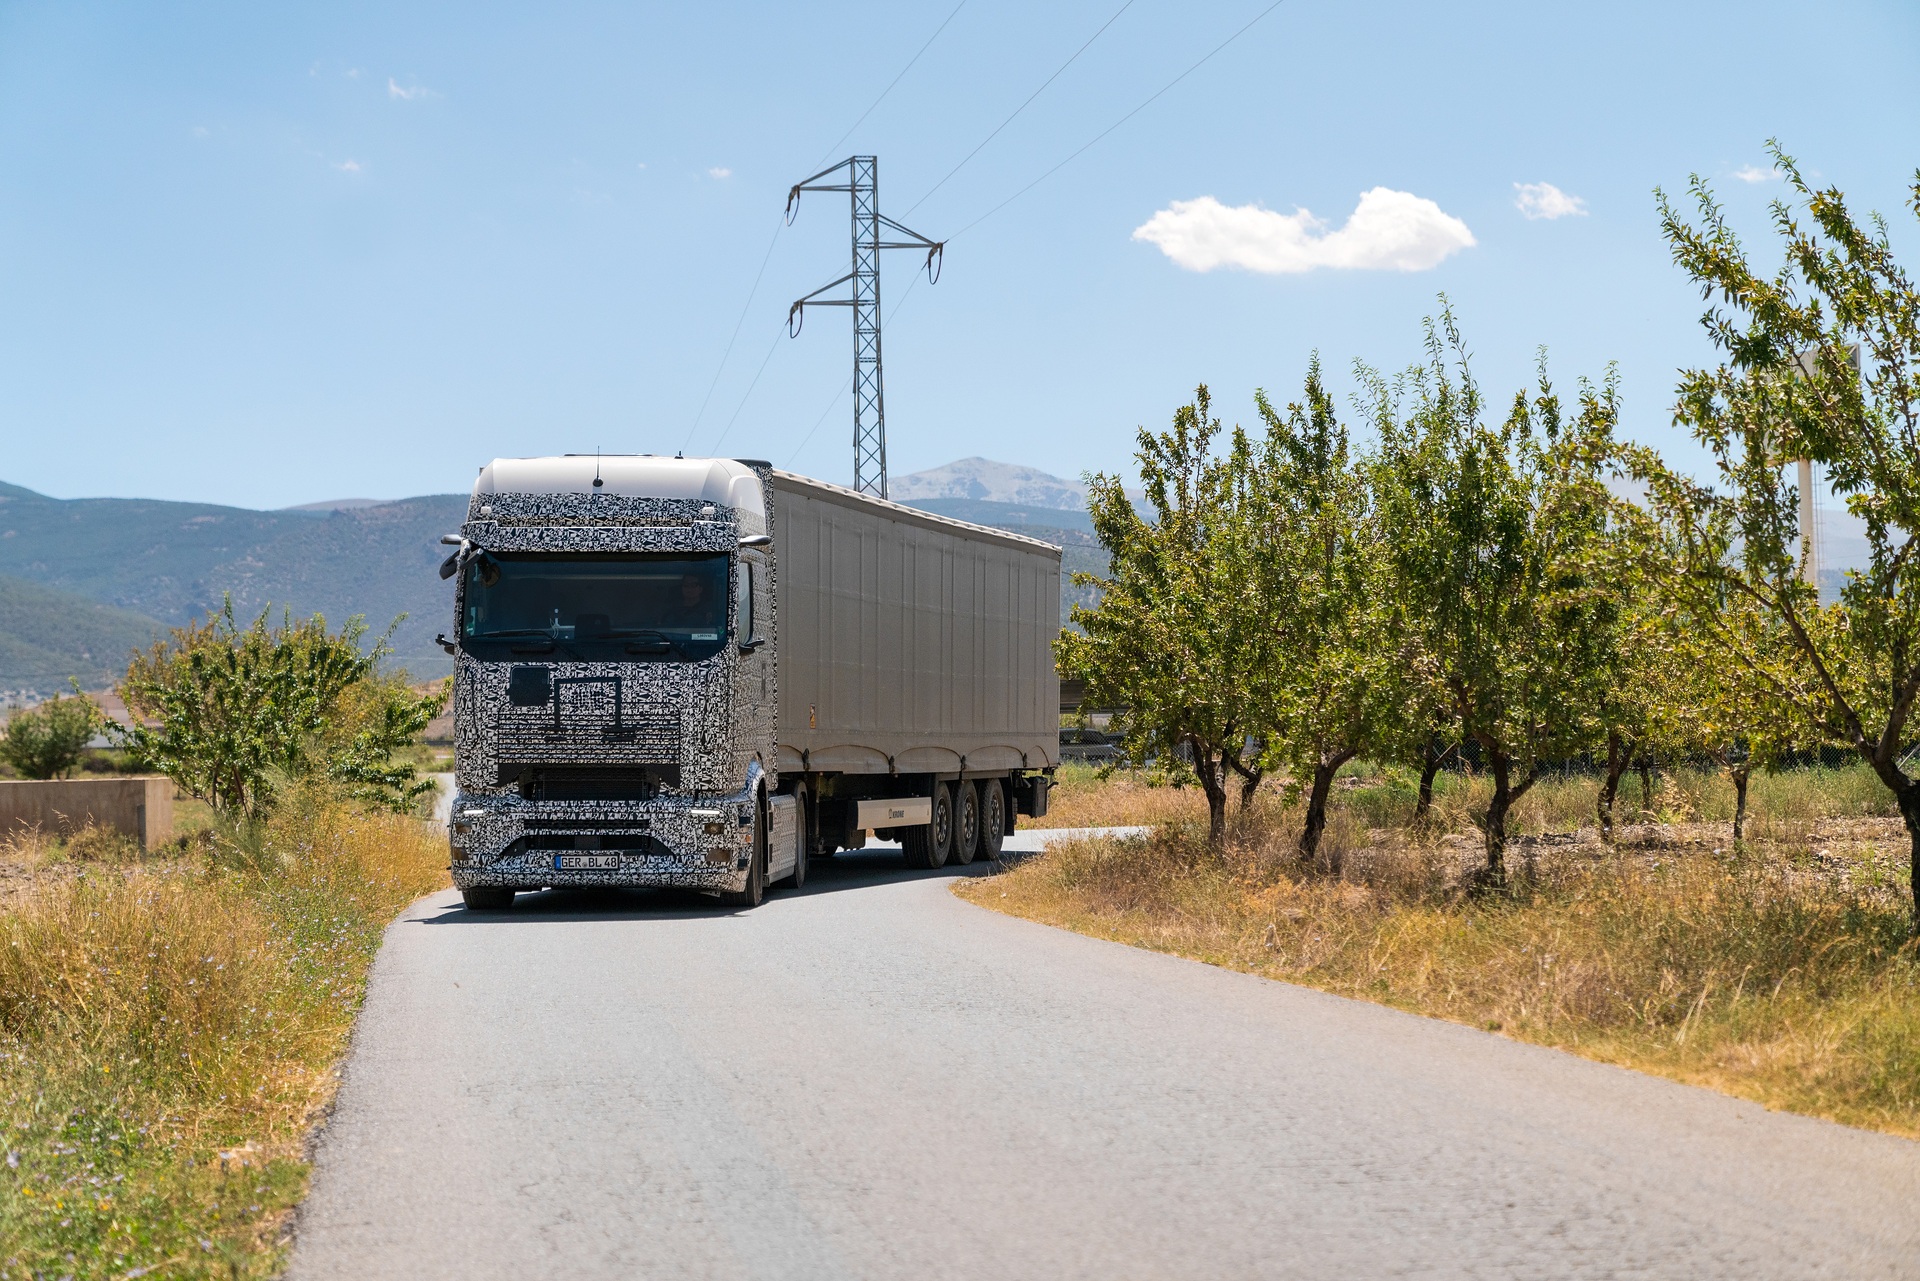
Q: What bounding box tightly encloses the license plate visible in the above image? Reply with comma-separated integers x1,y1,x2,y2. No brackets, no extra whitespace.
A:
554,853,623,870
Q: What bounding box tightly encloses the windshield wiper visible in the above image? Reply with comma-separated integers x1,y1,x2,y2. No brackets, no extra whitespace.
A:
468,628,559,640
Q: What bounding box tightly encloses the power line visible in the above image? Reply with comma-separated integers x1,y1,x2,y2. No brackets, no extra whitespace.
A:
810,0,970,172
950,0,1289,241
709,326,785,454
683,216,784,448
687,6,967,452
904,0,1136,217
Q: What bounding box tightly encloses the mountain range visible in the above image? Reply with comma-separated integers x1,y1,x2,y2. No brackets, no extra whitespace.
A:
0,459,1104,695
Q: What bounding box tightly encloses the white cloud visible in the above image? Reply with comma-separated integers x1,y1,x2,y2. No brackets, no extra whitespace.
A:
707,166,732,179
1734,164,1783,184
1513,182,1587,220
388,77,434,100
192,125,209,138
636,162,648,170
1131,188,1475,274
335,159,363,173
344,68,361,79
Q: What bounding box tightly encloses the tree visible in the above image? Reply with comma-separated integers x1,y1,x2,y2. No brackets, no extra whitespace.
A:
116,601,442,821
1628,147,1920,924
0,692,99,780
1060,386,1269,846
1242,358,1400,867
1368,308,1620,884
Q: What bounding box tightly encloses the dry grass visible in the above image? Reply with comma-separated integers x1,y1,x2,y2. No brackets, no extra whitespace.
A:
0,788,448,1279
970,762,1920,1138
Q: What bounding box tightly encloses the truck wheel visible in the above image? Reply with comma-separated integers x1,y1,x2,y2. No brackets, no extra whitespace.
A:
950,781,979,866
775,793,808,890
902,783,953,869
978,779,1006,861
720,796,767,908
461,888,514,912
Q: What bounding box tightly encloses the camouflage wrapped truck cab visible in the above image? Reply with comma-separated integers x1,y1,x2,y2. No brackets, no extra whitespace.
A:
445,455,1060,911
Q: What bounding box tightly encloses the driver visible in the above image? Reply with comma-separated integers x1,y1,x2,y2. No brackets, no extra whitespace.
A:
661,573,713,628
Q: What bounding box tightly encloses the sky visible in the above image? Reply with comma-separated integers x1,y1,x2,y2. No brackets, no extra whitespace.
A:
0,0,1916,510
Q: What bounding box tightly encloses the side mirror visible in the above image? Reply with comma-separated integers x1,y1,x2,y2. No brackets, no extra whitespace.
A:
438,552,460,580
439,533,464,545
436,633,458,655
738,533,772,547
737,637,766,654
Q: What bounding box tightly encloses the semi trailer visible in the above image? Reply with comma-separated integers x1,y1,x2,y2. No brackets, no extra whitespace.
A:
440,455,1061,910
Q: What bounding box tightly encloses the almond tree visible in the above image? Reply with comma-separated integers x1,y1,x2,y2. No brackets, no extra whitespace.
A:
1628,147,1920,924
1369,309,1620,884
1060,386,1268,846
1239,358,1401,867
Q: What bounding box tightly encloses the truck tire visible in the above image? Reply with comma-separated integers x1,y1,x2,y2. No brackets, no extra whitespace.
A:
461,887,514,912
978,779,1006,861
775,792,808,890
720,796,767,908
950,781,979,866
902,783,953,869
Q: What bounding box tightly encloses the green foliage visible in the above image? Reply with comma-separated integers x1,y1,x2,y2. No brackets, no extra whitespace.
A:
1628,143,1920,920
1059,386,1268,844
1366,306,1621,879
113,602,443,821
0,692,100,779
1242,357,1404,865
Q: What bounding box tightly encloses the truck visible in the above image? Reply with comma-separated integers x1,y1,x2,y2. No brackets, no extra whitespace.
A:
440,454,1061,910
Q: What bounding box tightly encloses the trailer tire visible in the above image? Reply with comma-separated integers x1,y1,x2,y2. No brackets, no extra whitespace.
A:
461,888,514,912
978,779,1006,861
720,795,767,908
950,781,979,866
902,783,953,869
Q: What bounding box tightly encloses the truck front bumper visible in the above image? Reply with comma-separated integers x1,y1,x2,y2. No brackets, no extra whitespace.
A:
446,790,755,894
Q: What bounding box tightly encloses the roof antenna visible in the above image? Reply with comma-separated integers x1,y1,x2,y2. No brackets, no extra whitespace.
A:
592,447,603,489
675,449,684,459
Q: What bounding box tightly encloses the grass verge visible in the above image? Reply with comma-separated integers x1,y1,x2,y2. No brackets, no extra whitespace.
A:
963,765,1920,1138
0,791,447,1279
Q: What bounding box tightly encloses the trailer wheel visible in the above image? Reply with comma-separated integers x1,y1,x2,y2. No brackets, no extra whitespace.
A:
950,781,979,865
461,888,514,912
978,780,1006,861
720,794,768,908
902,783,953,869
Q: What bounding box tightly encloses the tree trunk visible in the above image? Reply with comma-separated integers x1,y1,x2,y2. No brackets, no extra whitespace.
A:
1597,730,1630,843
1730,764,1750,843
1637,758,1654,819
1298,747,1359,871
1414,737,1451,822
1192,738,1229,848
1895,784,1920,938
1480,743,1513,886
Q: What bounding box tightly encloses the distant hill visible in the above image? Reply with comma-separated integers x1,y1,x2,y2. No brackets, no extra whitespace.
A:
0,574,166,697
891,458,1087,509
0,484,464,680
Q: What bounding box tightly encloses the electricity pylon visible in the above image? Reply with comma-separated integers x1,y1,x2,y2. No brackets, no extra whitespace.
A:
786,156,943,499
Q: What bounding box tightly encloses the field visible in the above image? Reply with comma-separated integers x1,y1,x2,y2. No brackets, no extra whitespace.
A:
0,792,448,1279
966,760,1920,1137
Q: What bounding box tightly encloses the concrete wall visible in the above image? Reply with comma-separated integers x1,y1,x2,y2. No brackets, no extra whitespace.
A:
0,777,175,849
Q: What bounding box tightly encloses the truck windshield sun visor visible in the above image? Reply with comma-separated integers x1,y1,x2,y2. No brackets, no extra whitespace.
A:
460,553,730,661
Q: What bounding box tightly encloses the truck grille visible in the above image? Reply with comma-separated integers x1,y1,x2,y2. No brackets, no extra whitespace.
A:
515,767,680,802
495,684,680,765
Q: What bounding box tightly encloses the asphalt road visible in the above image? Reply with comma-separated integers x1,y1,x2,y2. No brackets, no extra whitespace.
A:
292,831,1920,1280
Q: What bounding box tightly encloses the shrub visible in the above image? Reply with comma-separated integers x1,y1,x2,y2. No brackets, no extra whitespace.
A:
0,694,100,780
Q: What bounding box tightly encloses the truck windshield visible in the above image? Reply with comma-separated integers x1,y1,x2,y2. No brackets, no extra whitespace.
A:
461,553,730,661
